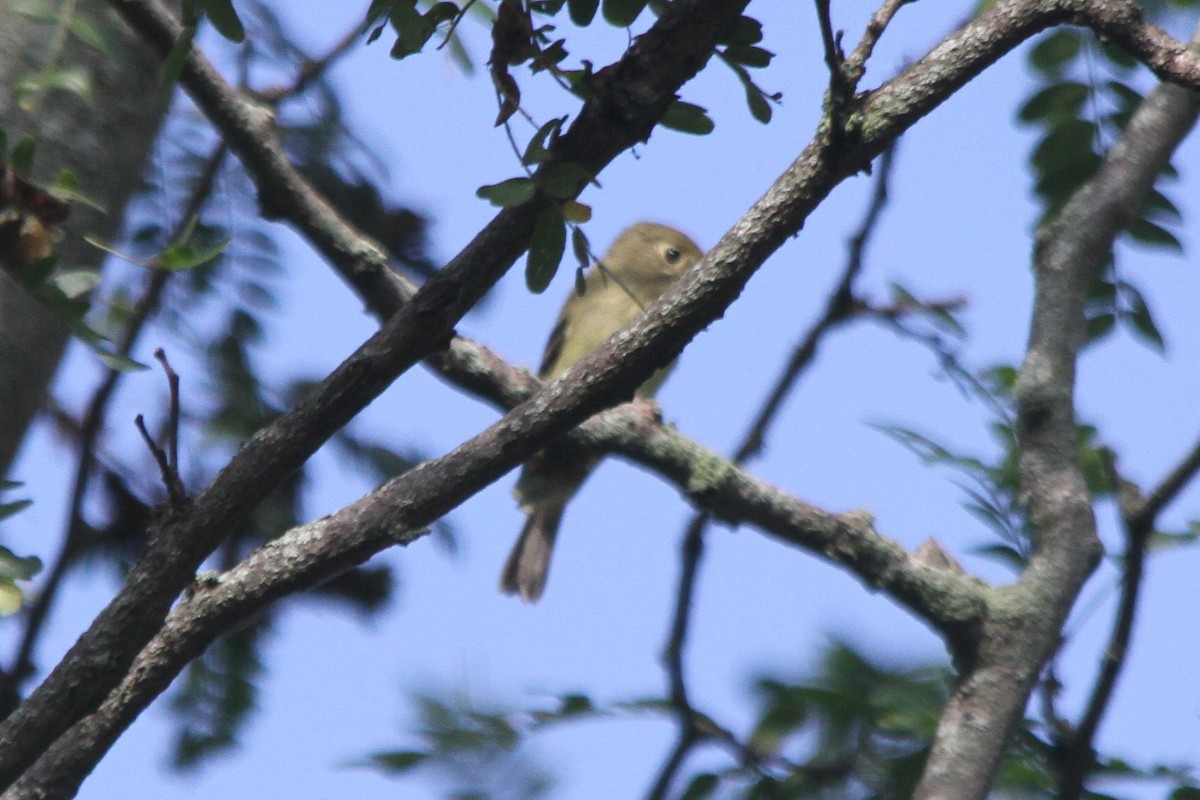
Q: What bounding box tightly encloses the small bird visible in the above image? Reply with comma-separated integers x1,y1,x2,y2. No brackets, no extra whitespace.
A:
500,222,704,602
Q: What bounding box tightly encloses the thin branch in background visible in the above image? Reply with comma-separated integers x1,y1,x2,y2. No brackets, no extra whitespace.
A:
0,143,228,714
1058,429,1200,800
438,0,481,52
254,21,364,104
1130,433,1200,531
647,145,899,800
645,512,707,800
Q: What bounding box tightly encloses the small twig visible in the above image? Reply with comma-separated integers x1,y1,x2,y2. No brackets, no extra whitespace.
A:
738,145,896,463
813,0,851,116
0,141,225,714
438,0,480,51
843,0,908,87
646,512,709,800
145,350,186,505
153,350,179,473
254,22,363,103
134,414,176,505
1129,432,1200,531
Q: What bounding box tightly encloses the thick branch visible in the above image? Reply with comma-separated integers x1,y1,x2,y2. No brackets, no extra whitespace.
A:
11,0,1200,794
0,0,751,784
7,386,988,799
914,13,1200,800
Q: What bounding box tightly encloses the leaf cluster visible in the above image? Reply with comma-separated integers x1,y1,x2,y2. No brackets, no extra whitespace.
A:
1020,17,1187,352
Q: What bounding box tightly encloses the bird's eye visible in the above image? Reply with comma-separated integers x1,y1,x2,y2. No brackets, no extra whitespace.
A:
664,247,681,264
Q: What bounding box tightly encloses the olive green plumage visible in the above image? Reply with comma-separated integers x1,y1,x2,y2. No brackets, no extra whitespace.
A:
500,222,704,602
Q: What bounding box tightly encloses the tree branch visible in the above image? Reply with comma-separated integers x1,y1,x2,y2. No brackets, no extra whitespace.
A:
648,144,897,799
915,11,1200,799
10,0,1200,795
0,0,753,784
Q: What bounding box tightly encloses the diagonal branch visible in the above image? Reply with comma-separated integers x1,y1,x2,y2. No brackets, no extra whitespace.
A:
7,385,986,800
916,12,1200,800
0,0,753,784
9,0,1200,795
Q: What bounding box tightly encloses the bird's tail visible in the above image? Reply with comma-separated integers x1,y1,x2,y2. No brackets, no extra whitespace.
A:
499,502,566,603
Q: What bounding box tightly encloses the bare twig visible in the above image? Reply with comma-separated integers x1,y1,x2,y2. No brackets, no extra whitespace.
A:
149,349,186,505
134,415,171,488
813,0,851,112
438,0,481,51
1129,432,1200,531
843,0,908,86
1059,431,1200,799
254,22,363,103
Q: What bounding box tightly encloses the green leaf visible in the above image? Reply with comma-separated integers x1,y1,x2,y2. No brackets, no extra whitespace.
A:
0,583,23,615
68,14,112,53
1125,217,1182,253
388,3,437,59
744,81,772,123
680,773,720,800
1017,81,1089,124
1085,311,1115,343
721,15,763,47
50,169,105,212
0,545,42,581
601,0,646,26
570,226,591,268
1142,188,1182,224
568,0,599,25
558,693,594,715
1028,29,1083,73
17,256,58,289
476,177,536,207
0,500,32,523
14,66,93,107
539,162,590,199
659,101,715,135
364,0,393,28
155,239,230,271
203,0,245,43
560,199,591,223
1121,283,1165,351
522,116,566,165
526,207,566,293
11,135,36,177
723,45,773,69
52,269,102,298
161,26,197,87
365,750,429,773
181,0,201,26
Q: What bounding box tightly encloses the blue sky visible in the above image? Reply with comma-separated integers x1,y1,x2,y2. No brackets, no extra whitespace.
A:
7,2,1200,798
